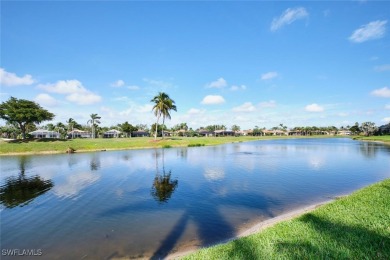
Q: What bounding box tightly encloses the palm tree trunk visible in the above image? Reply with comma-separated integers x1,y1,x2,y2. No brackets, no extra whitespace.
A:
93,120,96,139
155,114,160,140
162,116,165,140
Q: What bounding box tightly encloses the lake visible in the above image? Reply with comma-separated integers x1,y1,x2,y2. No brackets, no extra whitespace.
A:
1,138,389,259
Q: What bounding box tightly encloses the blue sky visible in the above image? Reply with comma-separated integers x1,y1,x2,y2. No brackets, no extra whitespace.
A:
1,1,389,130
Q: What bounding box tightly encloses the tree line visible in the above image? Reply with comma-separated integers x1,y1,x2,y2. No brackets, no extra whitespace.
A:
0,95,388,140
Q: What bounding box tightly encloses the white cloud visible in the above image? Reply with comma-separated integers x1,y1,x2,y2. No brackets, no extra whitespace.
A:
34,93,58,107
259,100,277,108
188,108,203,114
201,95,225,105
38,80,102,105
337,112,349,117
111,80,125,88
230,85,247,91
305,103,324,112
385,104,390,110
39,80,85,94
382,117,390,123
371,87,390,98
111,80,140,90
205,78,227,88
66,92,102,105
232,102,256,112
261,71,278,80
270,7,308,32
113,96,132,102
127,85,140,90
349,20,387,43
143,78,173,89
0,68,36,86
136,104,153,113
374,64,390,72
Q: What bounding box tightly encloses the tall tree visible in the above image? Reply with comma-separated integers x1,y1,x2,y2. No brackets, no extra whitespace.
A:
55,122,66,139
231,125,240,132
0,97,55,139
350,122,361,135
120,121,137,137
151,92,177,140
66,118,76,139
87,114,101,138
361,122,377,136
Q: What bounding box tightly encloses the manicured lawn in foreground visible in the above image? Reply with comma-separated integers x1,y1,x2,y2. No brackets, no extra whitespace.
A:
0,135,333,155
184,179,390,259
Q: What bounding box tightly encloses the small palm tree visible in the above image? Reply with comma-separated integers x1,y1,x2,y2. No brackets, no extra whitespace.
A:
151,92,177,140
87,114,101,139
66,118,75,139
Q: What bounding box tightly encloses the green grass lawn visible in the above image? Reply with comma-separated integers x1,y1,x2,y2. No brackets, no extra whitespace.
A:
1,135,387,155
183,179,390,259
0,135,332,155
353,135,390,144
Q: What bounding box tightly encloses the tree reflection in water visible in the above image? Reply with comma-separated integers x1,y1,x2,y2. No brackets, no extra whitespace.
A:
0,156,53,208
151,149,178,203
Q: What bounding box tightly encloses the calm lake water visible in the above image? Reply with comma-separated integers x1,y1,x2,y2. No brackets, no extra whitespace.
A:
1,138,389,259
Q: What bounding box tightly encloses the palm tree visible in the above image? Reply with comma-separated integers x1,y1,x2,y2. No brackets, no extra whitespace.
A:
66,118,76,139
55,122,66,139
87,113,101,139
151,92,177,140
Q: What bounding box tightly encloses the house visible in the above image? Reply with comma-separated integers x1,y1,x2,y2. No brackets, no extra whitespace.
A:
264,129,288,136
198,130,214,137
378,123,390,135
131,131,149,137
241,129,253,136
338,130,352,136
68,129,92,138
103,129,121,138
162,131,172,137
214,130,235,137
176,129,187,136
29,129,60,139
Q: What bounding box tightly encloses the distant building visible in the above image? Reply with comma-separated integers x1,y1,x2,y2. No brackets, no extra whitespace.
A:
131,131,149,137
68,129,92,138
338,130,352,136
378,123,390,135
103,129,121,138
29,129,60,139
198,130,214,137
214,130,235,137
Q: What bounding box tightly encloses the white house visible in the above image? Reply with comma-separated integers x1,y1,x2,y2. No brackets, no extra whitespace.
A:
68,129,92,138
103,129,121,138
29,129,60,139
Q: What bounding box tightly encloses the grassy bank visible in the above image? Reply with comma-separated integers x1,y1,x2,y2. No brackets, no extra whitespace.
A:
353,135,390,144
183,179,390,259
0,135,332,155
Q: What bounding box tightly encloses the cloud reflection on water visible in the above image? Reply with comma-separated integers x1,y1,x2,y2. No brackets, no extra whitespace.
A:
53,171,100,199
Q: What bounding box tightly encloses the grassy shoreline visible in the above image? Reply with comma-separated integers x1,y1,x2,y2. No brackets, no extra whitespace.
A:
0,135,388,156
0,135,335,156
182,179,390,259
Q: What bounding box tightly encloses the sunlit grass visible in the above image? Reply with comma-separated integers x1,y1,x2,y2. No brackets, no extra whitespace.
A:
0,135,334,155
184,179,390,259
353,135,390,143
